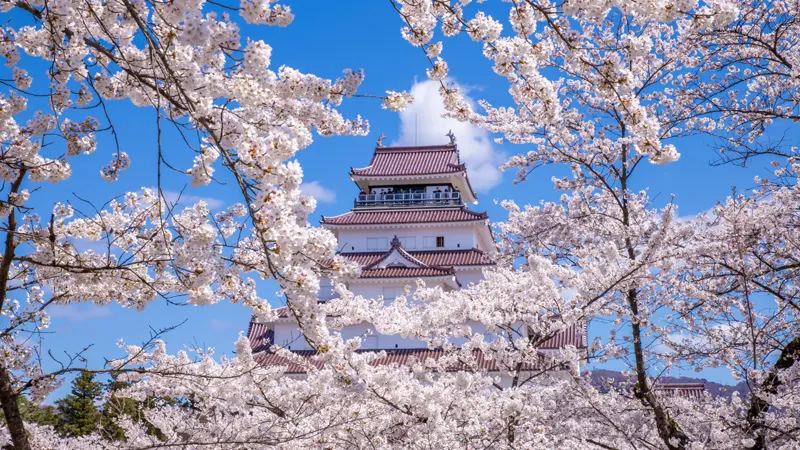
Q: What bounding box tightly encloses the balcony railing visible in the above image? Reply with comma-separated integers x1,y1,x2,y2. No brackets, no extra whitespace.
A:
354,192,462,208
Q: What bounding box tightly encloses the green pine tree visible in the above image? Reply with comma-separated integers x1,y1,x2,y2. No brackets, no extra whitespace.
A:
18,396,60,428
0,396,60,428
55,371,104,437
101,372,169,442
101,374,143,441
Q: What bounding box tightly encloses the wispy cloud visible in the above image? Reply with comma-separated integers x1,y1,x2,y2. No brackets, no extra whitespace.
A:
49,304,113,323
71,238,112,254
676,205,717,224
300,181,337,204
157,189,225,210
209,318,235,331
393,80,505,192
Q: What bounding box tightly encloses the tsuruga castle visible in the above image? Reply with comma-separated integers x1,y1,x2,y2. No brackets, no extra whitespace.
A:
247,140,588,378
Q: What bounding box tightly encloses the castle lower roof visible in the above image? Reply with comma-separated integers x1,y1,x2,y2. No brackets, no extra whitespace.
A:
253,348,554,374
321,208,488,226
246,322,274,353
342,248,494,267
359,266,455,278
537,322,589,349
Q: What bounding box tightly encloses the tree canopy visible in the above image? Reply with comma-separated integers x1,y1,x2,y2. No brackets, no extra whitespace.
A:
0,0,799,449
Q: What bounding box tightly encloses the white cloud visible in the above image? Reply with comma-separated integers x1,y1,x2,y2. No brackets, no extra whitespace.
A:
676,205,717,224
209,318,235,330
159,189,225,210
71,238,112,254
394,80,505,192
49,304,113,322
300,181,337,203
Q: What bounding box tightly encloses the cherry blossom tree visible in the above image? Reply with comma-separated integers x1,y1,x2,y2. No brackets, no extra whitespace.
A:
384,0,799,448
0,0,416,448
1,0,799,449
685,0,800,165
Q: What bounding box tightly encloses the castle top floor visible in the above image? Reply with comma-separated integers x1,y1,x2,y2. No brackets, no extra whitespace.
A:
349,144,478,207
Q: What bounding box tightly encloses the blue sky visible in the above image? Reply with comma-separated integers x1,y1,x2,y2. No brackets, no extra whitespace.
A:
5,2,779,398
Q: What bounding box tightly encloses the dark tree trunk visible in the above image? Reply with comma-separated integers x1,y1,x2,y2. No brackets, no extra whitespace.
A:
0,172,28,449
0,367,29,450
746,336,800,450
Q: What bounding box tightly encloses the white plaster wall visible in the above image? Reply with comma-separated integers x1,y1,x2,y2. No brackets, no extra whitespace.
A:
273,322,311,350
317,270,485,303
336,226,478,252
272,316,515,352
338,323,429,349
273,321,431,350
454,269,485,288
349,280,447,302
318,277,336,300
350,283,404,300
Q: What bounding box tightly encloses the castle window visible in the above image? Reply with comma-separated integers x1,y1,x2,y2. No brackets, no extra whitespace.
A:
366,237,388,251
398,236,416,249
423,236,445,249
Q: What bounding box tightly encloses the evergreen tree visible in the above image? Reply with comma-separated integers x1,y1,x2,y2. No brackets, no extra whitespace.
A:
18,397,60,428
101,373,143,441
101,372,168,442
55,371,103,437
0,396,60,428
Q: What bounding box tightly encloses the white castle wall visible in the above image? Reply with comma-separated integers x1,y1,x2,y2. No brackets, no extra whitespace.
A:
348,278,452,298
453,269,485,288
335,226,480,252
274,272,492,352
273,321,430,350
272,319,532,353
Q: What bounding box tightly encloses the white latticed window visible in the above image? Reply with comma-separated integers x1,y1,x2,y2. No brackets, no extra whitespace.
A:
398,236,416,249
366,237,388,250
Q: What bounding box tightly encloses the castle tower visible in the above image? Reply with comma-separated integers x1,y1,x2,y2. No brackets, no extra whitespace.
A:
320,143,495,301
247,143,586,376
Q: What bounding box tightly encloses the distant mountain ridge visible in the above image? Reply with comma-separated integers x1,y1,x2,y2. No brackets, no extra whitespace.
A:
588,369,750,399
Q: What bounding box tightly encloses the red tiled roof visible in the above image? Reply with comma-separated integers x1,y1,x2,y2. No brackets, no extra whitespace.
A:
654,383,706,400
538,322,589,349
255,351,316,374
247,321,274,353
343,248,495,267
321,208,488,226
351,146,465,177
254,348,552,374
272,307,290,319
360,266,455,278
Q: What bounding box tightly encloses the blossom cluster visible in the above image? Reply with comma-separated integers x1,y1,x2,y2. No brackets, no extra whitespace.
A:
0,1,799,449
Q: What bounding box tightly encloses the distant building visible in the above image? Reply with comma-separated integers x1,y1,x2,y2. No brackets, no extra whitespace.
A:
654,383,706,400
247,142,587,382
